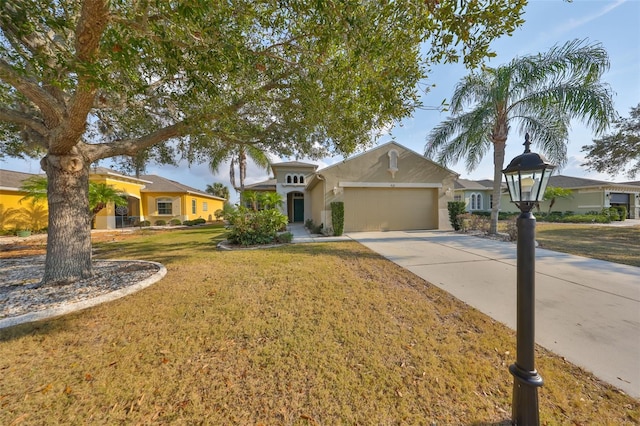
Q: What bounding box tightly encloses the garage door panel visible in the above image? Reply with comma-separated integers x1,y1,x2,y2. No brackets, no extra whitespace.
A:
343,188,437,232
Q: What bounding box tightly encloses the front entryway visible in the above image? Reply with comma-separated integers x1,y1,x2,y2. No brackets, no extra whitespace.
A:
287,191,304,223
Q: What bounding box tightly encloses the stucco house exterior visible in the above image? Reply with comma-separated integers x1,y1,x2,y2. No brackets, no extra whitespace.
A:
453,175,640,219
0,167,225,232
245,142,459,232
453,178,497,212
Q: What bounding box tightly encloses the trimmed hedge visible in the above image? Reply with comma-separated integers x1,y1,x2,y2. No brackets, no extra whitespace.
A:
447,201,466,231
331,202,344,236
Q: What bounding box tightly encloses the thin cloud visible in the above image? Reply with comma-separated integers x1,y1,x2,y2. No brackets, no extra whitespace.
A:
548,0,627,37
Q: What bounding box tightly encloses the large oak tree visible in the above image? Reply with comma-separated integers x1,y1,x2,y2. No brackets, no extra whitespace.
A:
0,0,526,284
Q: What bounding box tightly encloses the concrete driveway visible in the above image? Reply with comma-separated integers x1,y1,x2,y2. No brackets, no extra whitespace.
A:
347,230,640,398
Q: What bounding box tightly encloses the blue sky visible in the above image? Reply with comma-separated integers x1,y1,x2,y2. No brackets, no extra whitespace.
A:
2,0,639,197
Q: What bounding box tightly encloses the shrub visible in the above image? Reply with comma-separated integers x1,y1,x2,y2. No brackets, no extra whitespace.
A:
194,218,206,225
183,220,194,226
214,209,224,221
457,213,490,233
154,219,167,226
331,202,344,236
276,232,293,243
560,214,611,224
607,207,620,221
505,217,518,241
447,201,467,231
226,207,289,246
169,218,182,226
304,219,314,229
138,220,151,227
615,206,627,221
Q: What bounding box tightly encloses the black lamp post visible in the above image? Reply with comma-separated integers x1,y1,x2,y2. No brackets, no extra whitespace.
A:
502,133,555,425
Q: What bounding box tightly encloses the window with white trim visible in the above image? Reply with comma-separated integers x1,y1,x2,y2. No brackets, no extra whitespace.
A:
470,193,483,210
157,198,173,215
203,201,208,212
191,199,197,214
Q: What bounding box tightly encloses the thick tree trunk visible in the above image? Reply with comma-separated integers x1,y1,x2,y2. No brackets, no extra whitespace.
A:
491,140,507,235
41,151,93,285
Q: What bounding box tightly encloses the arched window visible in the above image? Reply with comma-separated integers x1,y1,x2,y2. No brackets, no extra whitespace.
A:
299,176,304,184
470,193,483,210
293,175,298,184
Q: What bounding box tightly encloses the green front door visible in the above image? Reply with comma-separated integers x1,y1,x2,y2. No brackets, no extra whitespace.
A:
293,198,304,222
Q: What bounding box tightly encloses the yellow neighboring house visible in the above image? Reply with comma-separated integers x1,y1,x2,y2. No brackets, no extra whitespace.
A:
138,174,225,225
0,169,49,233
0,167,226,232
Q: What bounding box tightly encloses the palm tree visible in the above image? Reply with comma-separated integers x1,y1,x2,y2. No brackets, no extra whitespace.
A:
205,182,230,200
425,39,616,234
88,183,127,228
209,143,271,192
21,176,127,229
259,192,284,210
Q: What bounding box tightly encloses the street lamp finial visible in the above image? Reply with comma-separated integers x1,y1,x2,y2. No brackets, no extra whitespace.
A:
523,133,531,153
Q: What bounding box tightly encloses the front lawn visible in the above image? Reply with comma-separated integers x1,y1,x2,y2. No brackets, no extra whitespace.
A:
536,223,640,267
0,226,637,424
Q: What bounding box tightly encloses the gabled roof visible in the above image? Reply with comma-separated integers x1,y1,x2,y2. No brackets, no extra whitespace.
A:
139,174,225,200
271,161,318,169
621,181,640,187
316,141,459,176
243,178,277,191
454,178,494,190
547,175,611,189
0,169,43,190
90,166,152,184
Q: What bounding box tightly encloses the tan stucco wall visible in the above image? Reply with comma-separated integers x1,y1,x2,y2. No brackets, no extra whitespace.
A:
315,144,457,231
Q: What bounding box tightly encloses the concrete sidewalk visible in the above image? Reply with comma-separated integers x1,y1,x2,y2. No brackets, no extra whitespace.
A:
345,230,640,398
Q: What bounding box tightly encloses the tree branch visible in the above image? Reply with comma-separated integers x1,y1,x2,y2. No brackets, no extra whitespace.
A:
0,59,65,128
0,107,49,135
82,122,188,162
50,0,109,154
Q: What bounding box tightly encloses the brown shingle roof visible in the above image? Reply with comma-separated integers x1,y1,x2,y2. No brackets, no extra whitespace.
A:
139,174,225,200
0,169,43,190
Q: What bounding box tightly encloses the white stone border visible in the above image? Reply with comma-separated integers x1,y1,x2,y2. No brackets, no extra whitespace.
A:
0,261,167,330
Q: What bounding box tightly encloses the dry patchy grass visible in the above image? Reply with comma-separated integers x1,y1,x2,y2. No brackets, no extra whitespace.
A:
0,227,638,424
536,223,640,267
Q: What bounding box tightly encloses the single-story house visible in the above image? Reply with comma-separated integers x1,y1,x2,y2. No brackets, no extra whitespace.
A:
245,142,459,232
0,167,226,231
453,175,640,219
453,178,498,212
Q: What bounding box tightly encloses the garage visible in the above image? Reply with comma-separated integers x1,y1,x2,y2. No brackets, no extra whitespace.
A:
343,186,438,232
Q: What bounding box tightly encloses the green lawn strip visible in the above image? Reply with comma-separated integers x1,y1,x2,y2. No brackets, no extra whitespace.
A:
0,227,637,424
536,223,640,267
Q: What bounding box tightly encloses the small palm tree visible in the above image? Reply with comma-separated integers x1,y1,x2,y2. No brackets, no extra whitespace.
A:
425,39,615,234
89,183,127,227
259,192,284,210
205,182,230,200
0,205,21,231
241,190,260,211
21,176,127,229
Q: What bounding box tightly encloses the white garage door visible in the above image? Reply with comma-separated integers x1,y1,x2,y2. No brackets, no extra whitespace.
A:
343,187,438,232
